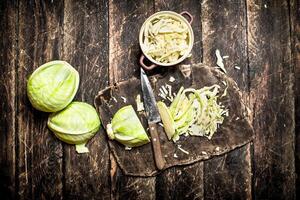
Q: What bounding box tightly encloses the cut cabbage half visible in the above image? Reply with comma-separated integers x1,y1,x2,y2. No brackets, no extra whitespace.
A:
106,105,150,148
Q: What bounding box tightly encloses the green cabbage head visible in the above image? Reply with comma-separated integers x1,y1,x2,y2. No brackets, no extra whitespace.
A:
47,102,101,153
27,60,79,112
106,105,150,148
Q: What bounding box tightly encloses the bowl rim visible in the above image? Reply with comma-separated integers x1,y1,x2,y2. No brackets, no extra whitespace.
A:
139,11,194,67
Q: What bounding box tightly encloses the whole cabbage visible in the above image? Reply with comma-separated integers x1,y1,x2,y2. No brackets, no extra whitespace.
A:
47,102,101,153
27,60,79,112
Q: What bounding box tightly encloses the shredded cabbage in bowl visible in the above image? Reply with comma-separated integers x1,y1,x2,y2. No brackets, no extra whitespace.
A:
142,15,190,64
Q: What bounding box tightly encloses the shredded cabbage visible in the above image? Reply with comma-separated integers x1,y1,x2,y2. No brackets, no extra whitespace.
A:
143,15,190,63
158,85,228,142
215,49,227,73
135,94,144,111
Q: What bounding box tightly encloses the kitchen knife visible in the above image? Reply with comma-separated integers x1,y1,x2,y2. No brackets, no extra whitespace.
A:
140,68,165,170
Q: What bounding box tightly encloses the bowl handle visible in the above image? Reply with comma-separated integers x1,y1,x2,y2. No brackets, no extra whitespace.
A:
139,55,157,70
180,11,193,24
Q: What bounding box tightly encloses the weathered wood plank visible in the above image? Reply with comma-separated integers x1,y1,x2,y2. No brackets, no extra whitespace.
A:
247,0,295,199
115,171,156,200
0,0,17,199
109,0,154,83
108,0,156,199
204,144,251,200
290,0,300,197
202,0,249,93
17,0,64,199
156,163,204,200
154,1,204,199
201,0,252,199
62,0,110,199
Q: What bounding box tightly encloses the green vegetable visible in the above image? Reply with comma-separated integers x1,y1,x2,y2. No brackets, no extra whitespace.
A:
169,86,184,115
157,101,175,140
27,60,79,112
158,85,228,142
106,105,150,148
47,102,100,153
143,15,190,63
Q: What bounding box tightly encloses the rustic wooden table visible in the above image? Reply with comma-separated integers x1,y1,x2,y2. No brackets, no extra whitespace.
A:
0,0,299,199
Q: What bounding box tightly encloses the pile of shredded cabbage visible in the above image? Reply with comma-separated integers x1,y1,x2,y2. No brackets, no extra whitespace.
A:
157,85,228,142
143,15,189,63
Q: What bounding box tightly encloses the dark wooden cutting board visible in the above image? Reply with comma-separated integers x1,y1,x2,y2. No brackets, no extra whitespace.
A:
94,64,254,176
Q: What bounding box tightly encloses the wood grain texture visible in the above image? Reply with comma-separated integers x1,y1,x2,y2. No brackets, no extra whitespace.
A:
247,0,295,199
201,0,252,199
290,0,300,197
0,0,17,199
108,1,156,199
148,123,166,170
115,171,156,200
0,0,299,199
202,0,249,93
17,0,64,199
204,144,251,200
154,1,204,199
156,162,204,200
62,0,110,199
109,0,154,83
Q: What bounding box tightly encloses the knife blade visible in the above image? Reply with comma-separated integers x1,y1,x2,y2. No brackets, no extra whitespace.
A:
140,68,165,170
140,68,161,123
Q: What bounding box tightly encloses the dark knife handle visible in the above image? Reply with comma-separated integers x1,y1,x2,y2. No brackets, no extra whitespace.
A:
149,122,165,170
